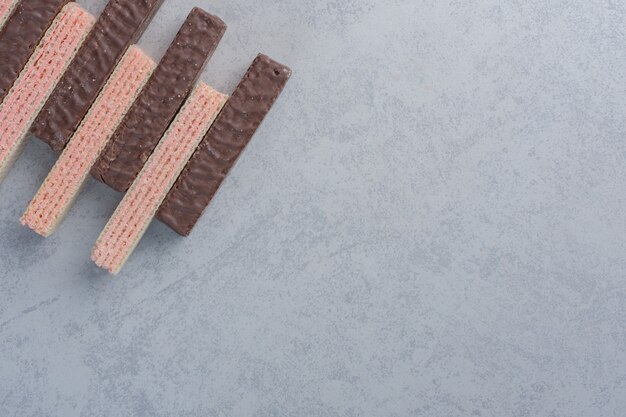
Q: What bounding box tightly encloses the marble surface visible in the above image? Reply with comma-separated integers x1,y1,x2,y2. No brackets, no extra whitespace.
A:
1,0,625,415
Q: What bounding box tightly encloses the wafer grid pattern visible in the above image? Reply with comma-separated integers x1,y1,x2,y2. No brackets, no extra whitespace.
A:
0,3,94,182
93,83,227,274
21,46,156,236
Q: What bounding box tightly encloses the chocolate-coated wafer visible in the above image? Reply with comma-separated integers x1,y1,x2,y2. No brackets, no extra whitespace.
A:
0,0,19,31
0,4,94,182
157,54,292,236
31,0,164,151
92,83,226,274
91,7,226,193
21,46,156,237
0,0,70,103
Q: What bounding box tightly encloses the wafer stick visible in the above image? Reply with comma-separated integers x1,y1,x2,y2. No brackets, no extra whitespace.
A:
21,46,156,236
92,83,227,274
0,3,94,183
157,54,292,236
92,7,226,193
31,0,164,151
0,0,70,103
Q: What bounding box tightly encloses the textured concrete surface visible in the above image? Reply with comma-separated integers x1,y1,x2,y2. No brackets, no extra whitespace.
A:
1,0,625,415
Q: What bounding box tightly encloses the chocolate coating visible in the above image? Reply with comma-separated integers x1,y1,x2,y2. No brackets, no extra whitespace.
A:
156,54,292,236
31,0,164,151
0,0,70,102
91,8,226,193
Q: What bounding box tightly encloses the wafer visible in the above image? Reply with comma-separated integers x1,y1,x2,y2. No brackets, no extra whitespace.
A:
21,46,156,236
0,3,94,182
0,0,71,102
157,54,291,236
92,83,226,274
31,0,164,150
92,7,226,192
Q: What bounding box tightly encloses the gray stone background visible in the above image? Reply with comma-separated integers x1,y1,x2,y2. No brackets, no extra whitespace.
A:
0,0,625,415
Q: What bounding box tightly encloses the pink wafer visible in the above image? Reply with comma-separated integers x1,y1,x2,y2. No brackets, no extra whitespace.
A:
0,3,94,182
0,0,18,30
21,46,156,237
92,83,227,274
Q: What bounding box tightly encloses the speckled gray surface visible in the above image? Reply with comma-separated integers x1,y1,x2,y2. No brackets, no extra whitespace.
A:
1,0,625,415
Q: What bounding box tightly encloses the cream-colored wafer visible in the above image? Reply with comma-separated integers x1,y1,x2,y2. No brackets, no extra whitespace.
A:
0,3,94,182
21,46,156,236
92,83,227,274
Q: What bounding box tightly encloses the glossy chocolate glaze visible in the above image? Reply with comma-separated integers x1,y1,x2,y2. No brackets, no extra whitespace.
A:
0,0,70,102
31,0,165,151
156,54,291,236
91,8,226,193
